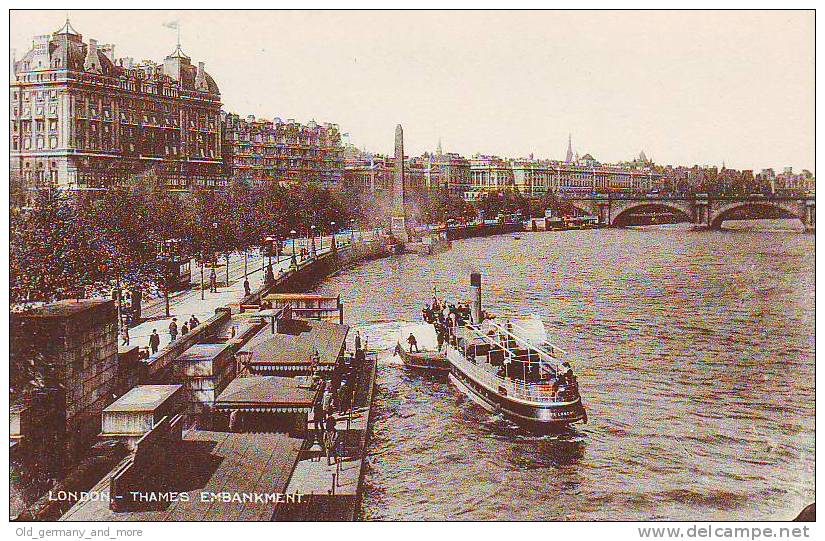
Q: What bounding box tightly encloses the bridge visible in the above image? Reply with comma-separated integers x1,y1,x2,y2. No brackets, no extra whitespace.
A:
567,194,815,231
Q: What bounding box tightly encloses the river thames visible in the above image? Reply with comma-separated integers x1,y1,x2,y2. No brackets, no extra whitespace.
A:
312,222,814,521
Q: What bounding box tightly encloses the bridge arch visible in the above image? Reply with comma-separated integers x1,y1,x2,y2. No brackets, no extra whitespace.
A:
610,201,693,226
709,200,805,229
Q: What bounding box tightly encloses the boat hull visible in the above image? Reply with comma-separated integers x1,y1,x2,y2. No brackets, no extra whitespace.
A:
448,362,587,431
397,344,450,373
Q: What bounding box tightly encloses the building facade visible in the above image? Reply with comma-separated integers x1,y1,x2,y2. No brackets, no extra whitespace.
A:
424,151,472,197
10,21,224,196
466,155,515,200
510,158,660,197
343,152,430,195
222,113,343,188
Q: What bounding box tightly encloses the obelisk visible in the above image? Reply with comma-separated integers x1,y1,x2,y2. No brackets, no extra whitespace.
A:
391,124,408,242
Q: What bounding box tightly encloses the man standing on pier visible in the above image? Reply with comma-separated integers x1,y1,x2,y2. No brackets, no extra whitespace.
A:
407,333,419,353
324,413,338,465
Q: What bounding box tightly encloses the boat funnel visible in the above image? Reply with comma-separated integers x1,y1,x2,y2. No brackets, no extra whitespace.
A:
470,272,482,323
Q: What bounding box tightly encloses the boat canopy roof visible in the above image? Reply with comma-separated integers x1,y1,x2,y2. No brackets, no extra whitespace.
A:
462,318,568,371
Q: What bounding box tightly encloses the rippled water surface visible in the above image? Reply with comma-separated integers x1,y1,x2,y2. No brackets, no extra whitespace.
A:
311,224,815,520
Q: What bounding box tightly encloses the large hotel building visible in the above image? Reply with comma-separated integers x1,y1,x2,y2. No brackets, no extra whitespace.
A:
10,20,224,194
10,20,345,197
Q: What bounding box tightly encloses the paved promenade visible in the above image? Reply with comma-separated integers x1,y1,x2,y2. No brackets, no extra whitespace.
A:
121,236,344,356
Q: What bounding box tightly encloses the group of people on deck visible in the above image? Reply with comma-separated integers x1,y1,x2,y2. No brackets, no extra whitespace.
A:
421,295,472,351
311,330,367,465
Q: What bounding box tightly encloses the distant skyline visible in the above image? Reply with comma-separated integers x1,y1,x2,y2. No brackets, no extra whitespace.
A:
10,10,815,172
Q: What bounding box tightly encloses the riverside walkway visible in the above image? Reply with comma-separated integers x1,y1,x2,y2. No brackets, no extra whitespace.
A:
123,232,375,357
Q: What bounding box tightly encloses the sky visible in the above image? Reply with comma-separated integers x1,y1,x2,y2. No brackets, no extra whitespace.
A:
10,10,815,172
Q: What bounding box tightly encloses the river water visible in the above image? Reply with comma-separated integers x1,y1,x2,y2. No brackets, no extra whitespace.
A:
311,222,815,521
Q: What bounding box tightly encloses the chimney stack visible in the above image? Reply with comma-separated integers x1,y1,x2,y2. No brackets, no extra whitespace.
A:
470,272,482,324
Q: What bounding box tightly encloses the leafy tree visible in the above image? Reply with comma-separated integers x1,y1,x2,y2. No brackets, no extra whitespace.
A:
476,189,530,220
10,189,104,305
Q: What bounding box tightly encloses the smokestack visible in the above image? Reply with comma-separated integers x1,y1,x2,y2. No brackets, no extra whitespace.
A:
470,272,482,324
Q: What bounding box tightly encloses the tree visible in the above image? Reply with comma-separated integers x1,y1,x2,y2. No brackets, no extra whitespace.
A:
10,189,104,306
534,191,577,218
477,189,530,220
416,190,477,224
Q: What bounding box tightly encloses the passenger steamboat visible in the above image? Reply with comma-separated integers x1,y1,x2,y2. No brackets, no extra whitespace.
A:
408,273,587,430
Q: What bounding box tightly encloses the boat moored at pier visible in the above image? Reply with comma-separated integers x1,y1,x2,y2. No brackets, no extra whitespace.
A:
446,317,587,430
395,323,450,373
440,273,587,430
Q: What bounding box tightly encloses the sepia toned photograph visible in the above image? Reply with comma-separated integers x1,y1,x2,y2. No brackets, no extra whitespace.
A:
6,7,816,530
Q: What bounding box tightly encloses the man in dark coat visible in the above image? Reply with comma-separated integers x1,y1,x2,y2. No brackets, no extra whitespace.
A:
168,318,178,341
149,329,160,354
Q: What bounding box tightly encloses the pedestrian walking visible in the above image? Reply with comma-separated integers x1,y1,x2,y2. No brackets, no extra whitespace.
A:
354,330,362,353
168,318,178,342
324,413,338,465
120,325,130,347
189,314,200,330
313,381,326,440
322,387,333,412
149,329,160,354
243,278,251,297
181,321,189,336
209,267,217,293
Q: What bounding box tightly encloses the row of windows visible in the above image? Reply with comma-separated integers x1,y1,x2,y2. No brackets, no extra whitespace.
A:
11,89,59,102
11,136,59,150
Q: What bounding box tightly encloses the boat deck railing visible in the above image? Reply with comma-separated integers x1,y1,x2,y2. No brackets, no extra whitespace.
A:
486,320,568,360
461,321,566,371
449,350,574,404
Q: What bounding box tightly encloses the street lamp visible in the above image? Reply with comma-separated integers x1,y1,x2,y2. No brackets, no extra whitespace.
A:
310,225,317,255
264,236,277,267
350,219,355,244
290,230,297,267
330,221,336,248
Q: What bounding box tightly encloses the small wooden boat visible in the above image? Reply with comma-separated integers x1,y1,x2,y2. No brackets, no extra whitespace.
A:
395,323,449,373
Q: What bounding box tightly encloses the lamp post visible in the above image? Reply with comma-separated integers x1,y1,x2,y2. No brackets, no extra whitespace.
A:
350,219,355,244
310,225,317,256
264,236,276,269
200,250,205,300
330,221,336,249
290,229,297,268
264,235,277,285
275,236,281,264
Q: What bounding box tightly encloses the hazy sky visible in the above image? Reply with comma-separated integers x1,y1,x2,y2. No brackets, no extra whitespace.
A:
10,10,814,172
